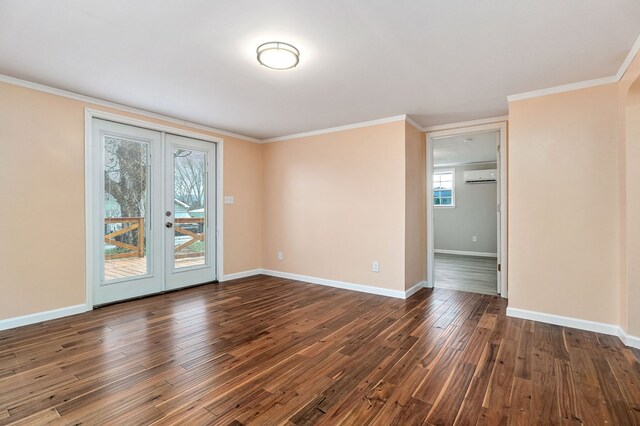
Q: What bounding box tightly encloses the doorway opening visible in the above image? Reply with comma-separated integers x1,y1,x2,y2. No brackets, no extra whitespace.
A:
426,122,507,297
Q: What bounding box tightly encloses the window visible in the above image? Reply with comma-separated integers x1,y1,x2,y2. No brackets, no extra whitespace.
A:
434,169,455,207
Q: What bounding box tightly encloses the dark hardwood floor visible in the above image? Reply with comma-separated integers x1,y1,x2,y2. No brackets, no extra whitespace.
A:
1,275,639,425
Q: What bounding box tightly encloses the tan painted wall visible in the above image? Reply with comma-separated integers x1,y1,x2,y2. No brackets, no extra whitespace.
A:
625,81,640,335
261,121,407,291
404,122,426,289
508,84,620,325
0,81,262,320
620,52,640,335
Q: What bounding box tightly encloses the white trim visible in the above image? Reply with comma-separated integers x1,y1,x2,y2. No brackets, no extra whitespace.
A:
507,33,640,102
506,307,640,349
0,304,89,331
84,110,94,309
220,269,262,281
86,109,224,143
499,125,508,299
434,249,498,258
426,122,508,298
0,73,260,143
507,307,619,335
216,140,224,282
262,115,409,143
261,269,418,299
507,76,618,102
620,330,640,349
617,33,640,81
422,116,509,133
405,115,423,131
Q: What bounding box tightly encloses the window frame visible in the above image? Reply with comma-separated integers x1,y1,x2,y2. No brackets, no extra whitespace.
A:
433,168,456,208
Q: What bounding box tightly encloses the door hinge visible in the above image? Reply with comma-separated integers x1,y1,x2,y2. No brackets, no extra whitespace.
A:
497,263,501,272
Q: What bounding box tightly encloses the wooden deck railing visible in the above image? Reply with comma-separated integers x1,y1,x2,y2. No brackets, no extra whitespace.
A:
104,217,145,259
104,217,205,260
174,218,205,259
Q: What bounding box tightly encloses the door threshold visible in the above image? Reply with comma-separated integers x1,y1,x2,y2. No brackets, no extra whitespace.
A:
93,280,219,308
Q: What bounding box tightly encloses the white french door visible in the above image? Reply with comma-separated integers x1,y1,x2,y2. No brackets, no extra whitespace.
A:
91,118,217,306
165,134,216,291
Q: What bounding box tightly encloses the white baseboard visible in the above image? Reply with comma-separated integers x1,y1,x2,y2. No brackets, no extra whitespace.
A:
620,329,640,349
506,307,640,349
261,269,421,299
0,304,89,332
435,249,497,258
220,269,263,282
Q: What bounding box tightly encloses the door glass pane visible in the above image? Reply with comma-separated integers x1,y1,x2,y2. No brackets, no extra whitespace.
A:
103,137,149,281
173,148,206,269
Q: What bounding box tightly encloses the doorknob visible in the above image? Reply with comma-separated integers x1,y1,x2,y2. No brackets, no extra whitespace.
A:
165,222,173,228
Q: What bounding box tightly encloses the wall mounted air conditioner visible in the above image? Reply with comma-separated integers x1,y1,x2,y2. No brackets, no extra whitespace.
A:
464,169,497,183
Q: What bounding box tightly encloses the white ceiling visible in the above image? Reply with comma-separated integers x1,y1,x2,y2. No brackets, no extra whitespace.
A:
0,1,639,139
433,131,498,167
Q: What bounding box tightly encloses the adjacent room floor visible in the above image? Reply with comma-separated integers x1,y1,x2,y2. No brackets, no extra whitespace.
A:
1,276,638,425
434,253,498,295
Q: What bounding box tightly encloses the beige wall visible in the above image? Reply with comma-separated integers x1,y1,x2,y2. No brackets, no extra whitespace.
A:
509,50,640,337
620,52,640,335
261,121,408,291
404,122,426,289
0,82,262,320
0,79,425,322
508,84,620,325
624,81,640,335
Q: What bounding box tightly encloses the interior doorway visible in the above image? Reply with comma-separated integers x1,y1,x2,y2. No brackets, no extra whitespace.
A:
426,122,507,297
87,114,221,306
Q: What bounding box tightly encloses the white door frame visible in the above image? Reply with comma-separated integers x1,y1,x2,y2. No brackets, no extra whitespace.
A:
425,121,508,298
84,108,224,308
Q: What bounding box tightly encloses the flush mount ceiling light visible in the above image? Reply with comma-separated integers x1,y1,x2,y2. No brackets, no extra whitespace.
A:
256,42,299,70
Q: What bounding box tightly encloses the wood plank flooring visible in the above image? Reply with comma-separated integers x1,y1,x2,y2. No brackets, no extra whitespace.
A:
1,275,639,425
434,253,497,295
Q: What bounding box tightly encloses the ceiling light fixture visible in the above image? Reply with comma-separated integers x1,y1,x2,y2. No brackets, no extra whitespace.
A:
256,42,299,70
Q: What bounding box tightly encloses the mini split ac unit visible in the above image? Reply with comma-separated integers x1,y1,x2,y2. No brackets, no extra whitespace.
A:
463,169,497,183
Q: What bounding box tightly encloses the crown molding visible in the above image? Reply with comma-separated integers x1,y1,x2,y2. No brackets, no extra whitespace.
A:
507,33,640,103
507,75,618,102
262,115,411,143
405,115,423,131
0,73,261,143
616,33,640,81
423,115,509,133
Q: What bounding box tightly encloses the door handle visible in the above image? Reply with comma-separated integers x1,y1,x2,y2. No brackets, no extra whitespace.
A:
165,222,173,228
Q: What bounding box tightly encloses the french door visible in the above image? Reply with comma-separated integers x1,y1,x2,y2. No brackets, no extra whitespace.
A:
91,119,217,305
165,134,216,291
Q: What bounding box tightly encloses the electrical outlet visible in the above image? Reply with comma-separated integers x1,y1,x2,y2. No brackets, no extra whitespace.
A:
277,251,284,261
224,195,235,204
372,261,380,273
472,236,477,242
